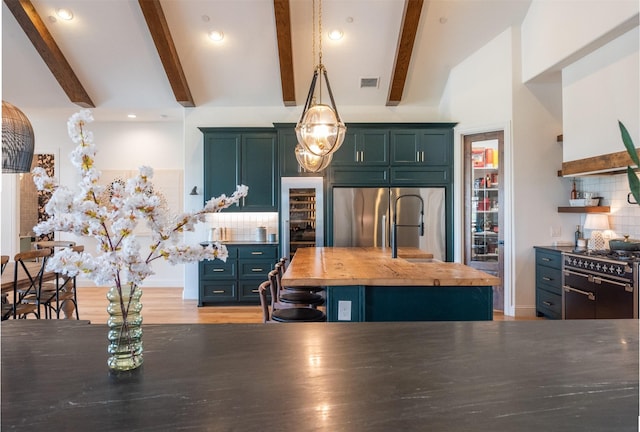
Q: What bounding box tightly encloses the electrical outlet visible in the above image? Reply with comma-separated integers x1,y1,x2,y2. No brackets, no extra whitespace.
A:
338,300,351,321
550,226,561,237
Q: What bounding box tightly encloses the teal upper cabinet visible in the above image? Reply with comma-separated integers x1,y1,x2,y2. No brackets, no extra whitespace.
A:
274,123,325,177
331,129,389,166
201,128,278,212
390,129,451,166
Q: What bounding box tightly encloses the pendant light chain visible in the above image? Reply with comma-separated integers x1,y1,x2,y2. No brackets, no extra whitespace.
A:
312,0,316,70
318,0,323,66
294,0,346,165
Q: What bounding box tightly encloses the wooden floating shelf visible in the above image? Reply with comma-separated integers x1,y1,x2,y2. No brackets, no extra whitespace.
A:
557,206,610,213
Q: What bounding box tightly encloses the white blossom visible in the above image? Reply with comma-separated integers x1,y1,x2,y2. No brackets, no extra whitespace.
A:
33,110,248,318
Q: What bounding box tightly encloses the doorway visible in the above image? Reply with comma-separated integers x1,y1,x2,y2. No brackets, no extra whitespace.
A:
463,131,504,311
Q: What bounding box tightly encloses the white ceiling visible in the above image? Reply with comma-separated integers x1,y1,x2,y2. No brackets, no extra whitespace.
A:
2,0,533,122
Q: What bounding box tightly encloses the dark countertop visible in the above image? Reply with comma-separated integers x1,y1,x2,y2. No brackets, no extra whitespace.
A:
2,320,637,431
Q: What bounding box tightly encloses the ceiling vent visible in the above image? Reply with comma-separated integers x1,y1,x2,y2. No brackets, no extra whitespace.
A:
360,77,379,88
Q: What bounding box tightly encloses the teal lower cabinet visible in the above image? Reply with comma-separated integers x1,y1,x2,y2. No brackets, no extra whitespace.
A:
199,244,278,305
326,285,493,321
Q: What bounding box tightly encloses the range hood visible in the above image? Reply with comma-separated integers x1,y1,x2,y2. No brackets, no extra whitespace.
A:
560,149,640,177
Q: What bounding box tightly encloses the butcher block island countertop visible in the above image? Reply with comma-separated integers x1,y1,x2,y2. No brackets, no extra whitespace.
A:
281,247,500,287
282,247,500,322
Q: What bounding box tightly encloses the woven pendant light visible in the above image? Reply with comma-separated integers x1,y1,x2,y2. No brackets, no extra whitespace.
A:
2,101,35,173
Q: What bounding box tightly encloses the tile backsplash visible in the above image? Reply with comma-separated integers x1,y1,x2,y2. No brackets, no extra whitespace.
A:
205,212,279,242
576,174,640,239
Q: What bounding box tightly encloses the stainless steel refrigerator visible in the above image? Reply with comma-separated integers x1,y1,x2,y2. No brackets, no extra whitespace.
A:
332,187,446,261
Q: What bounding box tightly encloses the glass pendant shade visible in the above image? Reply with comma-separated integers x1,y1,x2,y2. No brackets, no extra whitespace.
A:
2,101,35,173
295,144,333,172
295,103,346,157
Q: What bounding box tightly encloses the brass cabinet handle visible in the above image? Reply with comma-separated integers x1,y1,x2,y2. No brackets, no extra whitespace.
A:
251,268,264,272
251,251,263,255
542,276,552,281
213,268,225,272
541,257,551,262
212,290,225,294
542,301,553,306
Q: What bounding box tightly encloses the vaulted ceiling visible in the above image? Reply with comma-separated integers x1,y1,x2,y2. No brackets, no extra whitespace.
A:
2,0,532,121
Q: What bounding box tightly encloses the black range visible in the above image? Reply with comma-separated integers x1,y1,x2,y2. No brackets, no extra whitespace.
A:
562,249,638,319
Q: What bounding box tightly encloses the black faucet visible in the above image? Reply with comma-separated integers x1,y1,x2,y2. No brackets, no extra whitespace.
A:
391,194,424,258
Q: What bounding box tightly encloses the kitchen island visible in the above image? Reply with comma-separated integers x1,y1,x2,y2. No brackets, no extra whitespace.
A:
2,320,637,431
282,247,500,321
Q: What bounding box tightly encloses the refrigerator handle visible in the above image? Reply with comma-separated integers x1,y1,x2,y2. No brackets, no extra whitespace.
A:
381,214,387,247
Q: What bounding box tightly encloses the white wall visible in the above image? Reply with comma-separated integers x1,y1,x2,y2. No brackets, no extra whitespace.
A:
0,109,186,287
521,0,639,82
562,26,639,162
440,27,565,317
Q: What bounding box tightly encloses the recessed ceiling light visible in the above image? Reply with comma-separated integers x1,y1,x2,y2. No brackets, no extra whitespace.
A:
208,31,224,42
328,29,343,41
56,8,73,21
127,114,137,119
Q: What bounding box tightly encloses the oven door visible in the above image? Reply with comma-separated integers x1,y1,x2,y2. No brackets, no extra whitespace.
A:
593,275,635,319
563,270,596,319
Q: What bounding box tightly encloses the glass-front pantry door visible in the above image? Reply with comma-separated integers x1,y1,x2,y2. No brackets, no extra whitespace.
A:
464,131,504,311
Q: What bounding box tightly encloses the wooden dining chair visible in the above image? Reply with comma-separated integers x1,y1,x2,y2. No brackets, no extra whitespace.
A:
10,248,54,319
1,255,11,320
42,245,84,319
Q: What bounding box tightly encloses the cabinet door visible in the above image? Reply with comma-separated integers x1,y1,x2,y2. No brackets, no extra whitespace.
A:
359,130,388,165
391,129,450,166
420,130,450,166
277,128,325,177
203,133,240,206
390,130,421,164
331,130,388,166
330,131,359,165
241,133,278,211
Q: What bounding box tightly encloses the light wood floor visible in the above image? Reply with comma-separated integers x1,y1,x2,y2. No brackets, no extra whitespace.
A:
70,286,540,324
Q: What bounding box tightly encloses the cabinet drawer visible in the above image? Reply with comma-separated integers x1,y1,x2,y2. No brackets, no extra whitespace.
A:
239,260,273,278
390,167,449,184
330,167,389,185
238,245,278,260
200,260,237,279
535,250,562,269
239,280,264,301
200,281,237,302
536,266,562,294
536,289,562,319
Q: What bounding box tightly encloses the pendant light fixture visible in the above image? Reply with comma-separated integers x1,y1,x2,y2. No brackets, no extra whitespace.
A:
2,101,35,173
295,144,332,173
295,0,346,163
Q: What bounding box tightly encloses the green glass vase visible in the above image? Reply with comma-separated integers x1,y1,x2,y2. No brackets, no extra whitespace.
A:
107,285,143,371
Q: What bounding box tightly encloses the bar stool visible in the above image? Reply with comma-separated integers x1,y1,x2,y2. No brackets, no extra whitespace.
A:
258,279,325,323
278,257,324,293
271,266,324,308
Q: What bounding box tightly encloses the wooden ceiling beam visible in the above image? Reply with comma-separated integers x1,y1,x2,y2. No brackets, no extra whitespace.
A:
138,0,194,107
387,0,424,107
4,0,95,108
273,0,296,107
